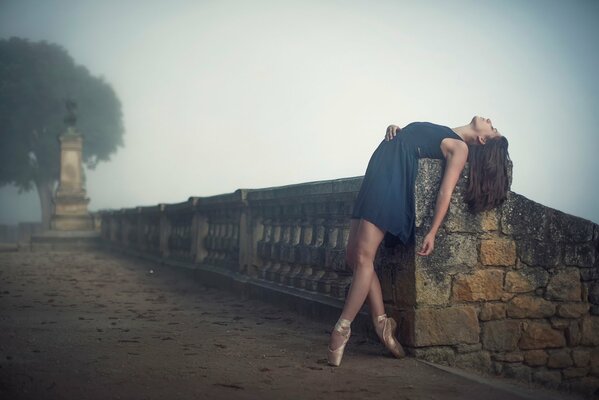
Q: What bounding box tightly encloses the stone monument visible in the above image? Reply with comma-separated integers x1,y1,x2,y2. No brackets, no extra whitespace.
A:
30,100,100,250
50,99,94,230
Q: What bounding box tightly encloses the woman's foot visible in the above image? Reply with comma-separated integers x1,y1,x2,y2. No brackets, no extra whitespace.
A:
374,313,405,358
327,317,352,366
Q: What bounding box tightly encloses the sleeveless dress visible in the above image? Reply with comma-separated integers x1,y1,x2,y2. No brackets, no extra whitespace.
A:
350,122,464,246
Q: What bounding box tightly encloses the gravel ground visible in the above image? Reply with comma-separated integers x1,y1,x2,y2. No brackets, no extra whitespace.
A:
0,249,583,400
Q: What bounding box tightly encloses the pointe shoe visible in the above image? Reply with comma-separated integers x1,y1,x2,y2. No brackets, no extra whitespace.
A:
327,318,352,366
374,313,406,358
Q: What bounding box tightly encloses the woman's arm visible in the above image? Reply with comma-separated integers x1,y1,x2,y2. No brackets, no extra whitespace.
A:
417,141,468,256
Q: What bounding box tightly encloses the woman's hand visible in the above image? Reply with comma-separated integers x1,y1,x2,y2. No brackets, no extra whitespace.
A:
417,232,435,256
385,124,401,141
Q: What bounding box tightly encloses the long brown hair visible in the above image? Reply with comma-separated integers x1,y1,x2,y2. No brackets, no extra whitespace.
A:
464,136,511,212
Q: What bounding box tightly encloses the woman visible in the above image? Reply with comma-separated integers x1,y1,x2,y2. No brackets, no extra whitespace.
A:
327,116,511,366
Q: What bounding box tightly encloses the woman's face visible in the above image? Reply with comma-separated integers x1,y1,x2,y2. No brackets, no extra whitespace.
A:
471,115,501,142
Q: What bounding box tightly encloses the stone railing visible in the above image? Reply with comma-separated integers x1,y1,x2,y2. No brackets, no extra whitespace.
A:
98,159,598,397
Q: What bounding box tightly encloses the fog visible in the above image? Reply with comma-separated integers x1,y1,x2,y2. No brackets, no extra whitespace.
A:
1,0,598,224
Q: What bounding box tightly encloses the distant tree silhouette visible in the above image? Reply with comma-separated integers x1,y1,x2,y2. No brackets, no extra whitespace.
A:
0,37,124,229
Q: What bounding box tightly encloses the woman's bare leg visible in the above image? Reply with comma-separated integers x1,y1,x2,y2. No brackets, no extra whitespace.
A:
345,219,385,318
329,219,385,350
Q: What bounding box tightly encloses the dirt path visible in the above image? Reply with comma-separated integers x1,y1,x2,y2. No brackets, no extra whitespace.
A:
0,249,580,399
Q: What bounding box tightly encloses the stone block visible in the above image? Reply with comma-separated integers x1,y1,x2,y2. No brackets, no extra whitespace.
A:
548,209,595,242
413,306,479,347
504,271,534,293
563,367,589,379
415,268,451,306
518,321,566,349
481,209,499,231
506,295,556,319
546,268,582,301
557,302,590,318
572,349,591,367
480,238,516,266
547,349,573,368
413,346,455,366
479,303,506,321
481,320,521,352
444,198,484,234
564,243,596,268
523,350,548,366
569,376,599,398
416,232,478,268
500,193,548,241
589,282,599,305
492,351,524,363
566,320,581,347
517,240,562,267
454,351,492,372
580,315,599,346
533,369,562,389
591,348,599,376
452,269,504,302
455,343,482,353
502,363,532,382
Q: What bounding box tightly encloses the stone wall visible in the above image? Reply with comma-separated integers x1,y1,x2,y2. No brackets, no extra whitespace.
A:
98,160,599,397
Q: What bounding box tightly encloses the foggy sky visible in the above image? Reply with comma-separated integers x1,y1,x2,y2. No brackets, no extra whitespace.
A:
1,0,598,224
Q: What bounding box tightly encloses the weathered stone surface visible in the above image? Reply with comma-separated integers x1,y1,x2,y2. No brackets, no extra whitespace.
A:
580,315,599,346
557,302,590,318
504,271,534,293
546,268,582,301
563,367,589,379
502,363,532,382
591,348,599,376
564,243,596,267
566,320,582,347
506,295,555,318
517,240,561,267
414,160,443,227
481,320,521,352
550,317,570,330
413,346,455,366
520,267,549,289
548,209,595,242
569,376,599,397
452,269,504,302
589,282,599,305
523,349,548,366
479,302,506,321
454,351,492,371
500,193,548,241
444,197,484,234
492,351,523,363
413,306,479,347
481,210,499,231
414,268,451,306
480,238,516,266
455,343,482,353
533,369,562,389
416,232,478,268
518,321,566,349
547,349,573,368
572,349,591,367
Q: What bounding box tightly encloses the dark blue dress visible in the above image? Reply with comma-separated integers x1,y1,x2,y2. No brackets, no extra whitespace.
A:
350,122,464,246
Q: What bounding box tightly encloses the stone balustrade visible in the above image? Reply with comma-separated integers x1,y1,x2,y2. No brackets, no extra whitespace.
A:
98,159,598,397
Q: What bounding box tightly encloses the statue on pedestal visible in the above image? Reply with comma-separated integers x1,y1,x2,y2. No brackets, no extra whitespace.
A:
49,99,94,231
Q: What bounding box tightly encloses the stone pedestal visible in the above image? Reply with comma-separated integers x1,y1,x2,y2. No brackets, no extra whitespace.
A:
50,127,94,231
31,124,99,250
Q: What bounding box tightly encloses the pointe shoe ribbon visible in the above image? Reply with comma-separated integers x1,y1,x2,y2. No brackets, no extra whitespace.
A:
375,313,406,359
327,318,351,366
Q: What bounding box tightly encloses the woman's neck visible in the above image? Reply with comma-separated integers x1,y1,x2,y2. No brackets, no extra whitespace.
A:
451,124,478,145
